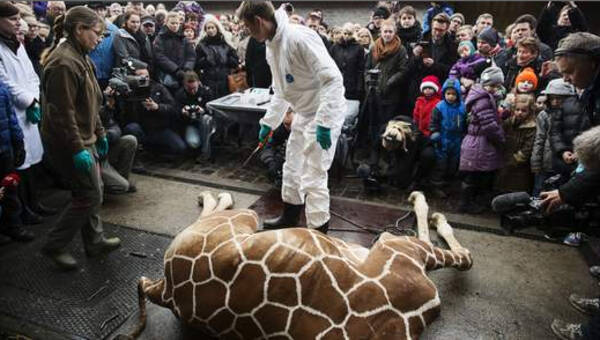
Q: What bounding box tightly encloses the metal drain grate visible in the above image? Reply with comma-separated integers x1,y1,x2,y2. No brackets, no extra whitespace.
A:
0,223,171,339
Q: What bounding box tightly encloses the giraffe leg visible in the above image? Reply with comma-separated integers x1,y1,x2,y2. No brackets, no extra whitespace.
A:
214,192,234,212
430,213,463,251
198,191,217,217
408,191,431,244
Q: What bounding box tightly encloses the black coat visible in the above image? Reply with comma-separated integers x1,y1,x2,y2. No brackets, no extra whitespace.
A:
118,81,177,133
329,39,365,100
195,34,239,99
396,23,422,57
537,3,588,51
173,84,213,126
549,96,589,174
153,28,196,76
245,37,272,88
405,32,458,114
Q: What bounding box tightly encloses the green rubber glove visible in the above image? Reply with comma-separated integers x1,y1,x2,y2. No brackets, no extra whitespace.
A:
73,149,93,173
316,125,331,150
26,102,41,124
258,124,272,144
96,136,109,158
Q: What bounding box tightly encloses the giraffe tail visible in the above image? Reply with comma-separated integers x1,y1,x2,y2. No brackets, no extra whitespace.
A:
113,277,164,340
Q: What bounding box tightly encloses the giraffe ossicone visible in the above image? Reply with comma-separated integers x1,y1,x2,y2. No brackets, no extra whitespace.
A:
120,191,473,340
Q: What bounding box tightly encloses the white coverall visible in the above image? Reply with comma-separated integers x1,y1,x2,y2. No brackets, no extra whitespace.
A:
259,8,346,228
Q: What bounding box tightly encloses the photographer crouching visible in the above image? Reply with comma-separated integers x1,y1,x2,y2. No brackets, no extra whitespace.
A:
114,62,187,158
173,71,214,162
100,86,138,194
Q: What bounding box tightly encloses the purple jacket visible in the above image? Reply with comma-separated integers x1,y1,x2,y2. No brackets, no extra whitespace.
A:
449,54,486,81
459,84,505,172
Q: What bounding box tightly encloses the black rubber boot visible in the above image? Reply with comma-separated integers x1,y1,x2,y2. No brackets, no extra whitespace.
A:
315,221,329,234
458,183,475,213
263,203,303,230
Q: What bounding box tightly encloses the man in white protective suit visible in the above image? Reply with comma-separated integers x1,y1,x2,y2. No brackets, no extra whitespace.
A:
236,1,345,233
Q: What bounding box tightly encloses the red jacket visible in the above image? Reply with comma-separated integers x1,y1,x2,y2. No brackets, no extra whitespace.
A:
413,94,441,137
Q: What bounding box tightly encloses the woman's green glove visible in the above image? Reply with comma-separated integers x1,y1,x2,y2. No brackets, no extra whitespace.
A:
96,136,109,158
26,102,41,124
73,150,93,173
258,124,272,144
316,125,331,150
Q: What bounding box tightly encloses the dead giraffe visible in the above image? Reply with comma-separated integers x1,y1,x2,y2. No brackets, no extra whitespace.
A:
121,191,473,340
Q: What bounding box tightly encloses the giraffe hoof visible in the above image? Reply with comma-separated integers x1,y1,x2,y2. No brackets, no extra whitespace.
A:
217,192,234,210
407,191,424,204
197,191,213,207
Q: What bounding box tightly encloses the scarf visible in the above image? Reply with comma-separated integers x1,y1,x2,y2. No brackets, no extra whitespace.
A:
0,32,20,55
372,36,400,64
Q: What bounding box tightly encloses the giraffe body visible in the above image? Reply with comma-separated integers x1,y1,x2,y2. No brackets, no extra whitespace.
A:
130,192,473,340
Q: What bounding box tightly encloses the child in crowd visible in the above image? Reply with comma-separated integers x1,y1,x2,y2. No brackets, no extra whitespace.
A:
531,79,574,196
0,80,33,244
448,40,486,94
413,75,441,137
429,78,467,190
396,6,422,55
494,94,537,193
500,67,539,119
459,66,506,213
535,95,547,114
456,25,474,43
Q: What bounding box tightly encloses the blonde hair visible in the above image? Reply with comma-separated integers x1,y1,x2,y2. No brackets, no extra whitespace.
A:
357,27,374,49
514,94,536,115
200,15,234,47
165,11,179,22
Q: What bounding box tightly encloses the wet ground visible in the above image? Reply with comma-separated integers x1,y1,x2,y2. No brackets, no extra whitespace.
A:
0,146,598,339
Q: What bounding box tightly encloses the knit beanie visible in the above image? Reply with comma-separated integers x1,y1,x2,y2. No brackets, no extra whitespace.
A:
514,67,538,91
478,27,499,46
542,78,575,96
0,2,19,18
420,75,441,93
458,40,475,56
450,13,465,25
480,66,504,86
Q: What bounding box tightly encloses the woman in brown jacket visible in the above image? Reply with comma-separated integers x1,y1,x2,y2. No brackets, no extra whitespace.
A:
40,6,120,270
495,94,537,193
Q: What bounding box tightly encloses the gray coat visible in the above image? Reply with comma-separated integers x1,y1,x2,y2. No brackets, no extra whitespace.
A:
112,29,152,67
531,110,553,173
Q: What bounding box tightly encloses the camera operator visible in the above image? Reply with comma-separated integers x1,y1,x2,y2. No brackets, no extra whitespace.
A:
540,125,600,214
119,67,187,157
546,127,600,340
100,86,138,194
173,71,214,162
362,19,409,168
543,32,600,214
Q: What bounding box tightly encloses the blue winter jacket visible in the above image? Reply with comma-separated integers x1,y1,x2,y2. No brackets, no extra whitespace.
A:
429,78,466,158
90,20,119,82
0,81,24,155
422,3,454,35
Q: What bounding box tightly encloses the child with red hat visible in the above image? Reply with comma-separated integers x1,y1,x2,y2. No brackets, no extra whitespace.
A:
412,75,441,137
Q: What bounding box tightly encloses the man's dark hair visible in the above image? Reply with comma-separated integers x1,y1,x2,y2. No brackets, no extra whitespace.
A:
236,1,276,25
514,14,537,30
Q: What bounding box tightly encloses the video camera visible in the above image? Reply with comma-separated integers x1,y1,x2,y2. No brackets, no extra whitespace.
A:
365,69,381,90
491,174,597,234
108,58,151,102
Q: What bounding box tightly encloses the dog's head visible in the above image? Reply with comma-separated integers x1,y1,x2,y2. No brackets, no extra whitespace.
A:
381,120,415,152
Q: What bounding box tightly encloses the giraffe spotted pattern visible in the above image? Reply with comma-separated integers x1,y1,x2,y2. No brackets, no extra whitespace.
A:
126,192,473,340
